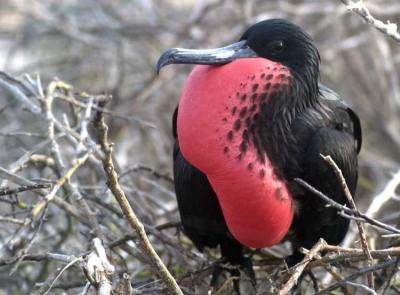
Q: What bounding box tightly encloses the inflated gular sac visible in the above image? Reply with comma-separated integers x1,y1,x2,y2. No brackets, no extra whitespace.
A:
177,58,294,248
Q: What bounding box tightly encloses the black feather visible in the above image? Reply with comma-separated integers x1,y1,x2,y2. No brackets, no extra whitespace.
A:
169,18,362,289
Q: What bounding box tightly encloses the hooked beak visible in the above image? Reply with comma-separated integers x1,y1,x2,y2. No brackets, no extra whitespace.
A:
156,40,257,74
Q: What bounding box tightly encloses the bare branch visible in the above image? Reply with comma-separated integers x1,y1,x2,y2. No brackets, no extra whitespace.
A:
366,169,400,217
94,99,183,295
0,183,51,196
341,0,400,42
0,71,41,113
277,239,327,295
294,178,400,234
83,238,115,295
315,259,398,295
322,154,374,290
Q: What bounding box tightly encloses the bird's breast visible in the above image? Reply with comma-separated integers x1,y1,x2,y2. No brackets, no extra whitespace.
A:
177,58,294,248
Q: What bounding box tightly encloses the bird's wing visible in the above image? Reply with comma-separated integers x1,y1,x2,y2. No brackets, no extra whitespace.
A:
289,85,362,263
319,83,362,153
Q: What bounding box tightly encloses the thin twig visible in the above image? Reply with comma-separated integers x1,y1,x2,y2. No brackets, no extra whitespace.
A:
345,281,377,294
0,183,51,196
294,178,400,234
341,0,400,42
94,98,183,295
315,259,397,295
0,216,26,224
10,205,48,274
42,256,83,295
366,169,400,217
0,71,41,113
322,154,374,290
308,245,400,267
277,239,327,295
0,253,79,267
55,92,156,128
31,151,92,218
119,164,174,183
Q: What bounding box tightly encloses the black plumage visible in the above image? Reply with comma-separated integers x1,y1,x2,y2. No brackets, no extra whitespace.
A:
161,18,362,290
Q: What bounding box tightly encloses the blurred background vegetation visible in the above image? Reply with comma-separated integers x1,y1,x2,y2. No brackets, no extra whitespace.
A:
0,0,399,294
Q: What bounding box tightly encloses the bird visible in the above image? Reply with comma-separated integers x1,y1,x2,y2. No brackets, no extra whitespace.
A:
157,18,362,292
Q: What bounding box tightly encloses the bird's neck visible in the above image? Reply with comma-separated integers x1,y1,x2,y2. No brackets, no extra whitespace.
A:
257,71,320,180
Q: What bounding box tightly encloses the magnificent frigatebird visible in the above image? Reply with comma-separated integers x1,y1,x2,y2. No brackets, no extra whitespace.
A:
157,19,362,291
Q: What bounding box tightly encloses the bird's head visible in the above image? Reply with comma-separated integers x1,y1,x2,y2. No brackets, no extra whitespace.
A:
157,18,320,100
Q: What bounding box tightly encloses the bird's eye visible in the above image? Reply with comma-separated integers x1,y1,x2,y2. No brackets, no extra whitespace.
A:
268,40,285,54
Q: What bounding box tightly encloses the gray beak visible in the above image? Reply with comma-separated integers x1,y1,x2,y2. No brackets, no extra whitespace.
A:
156,40,257,74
